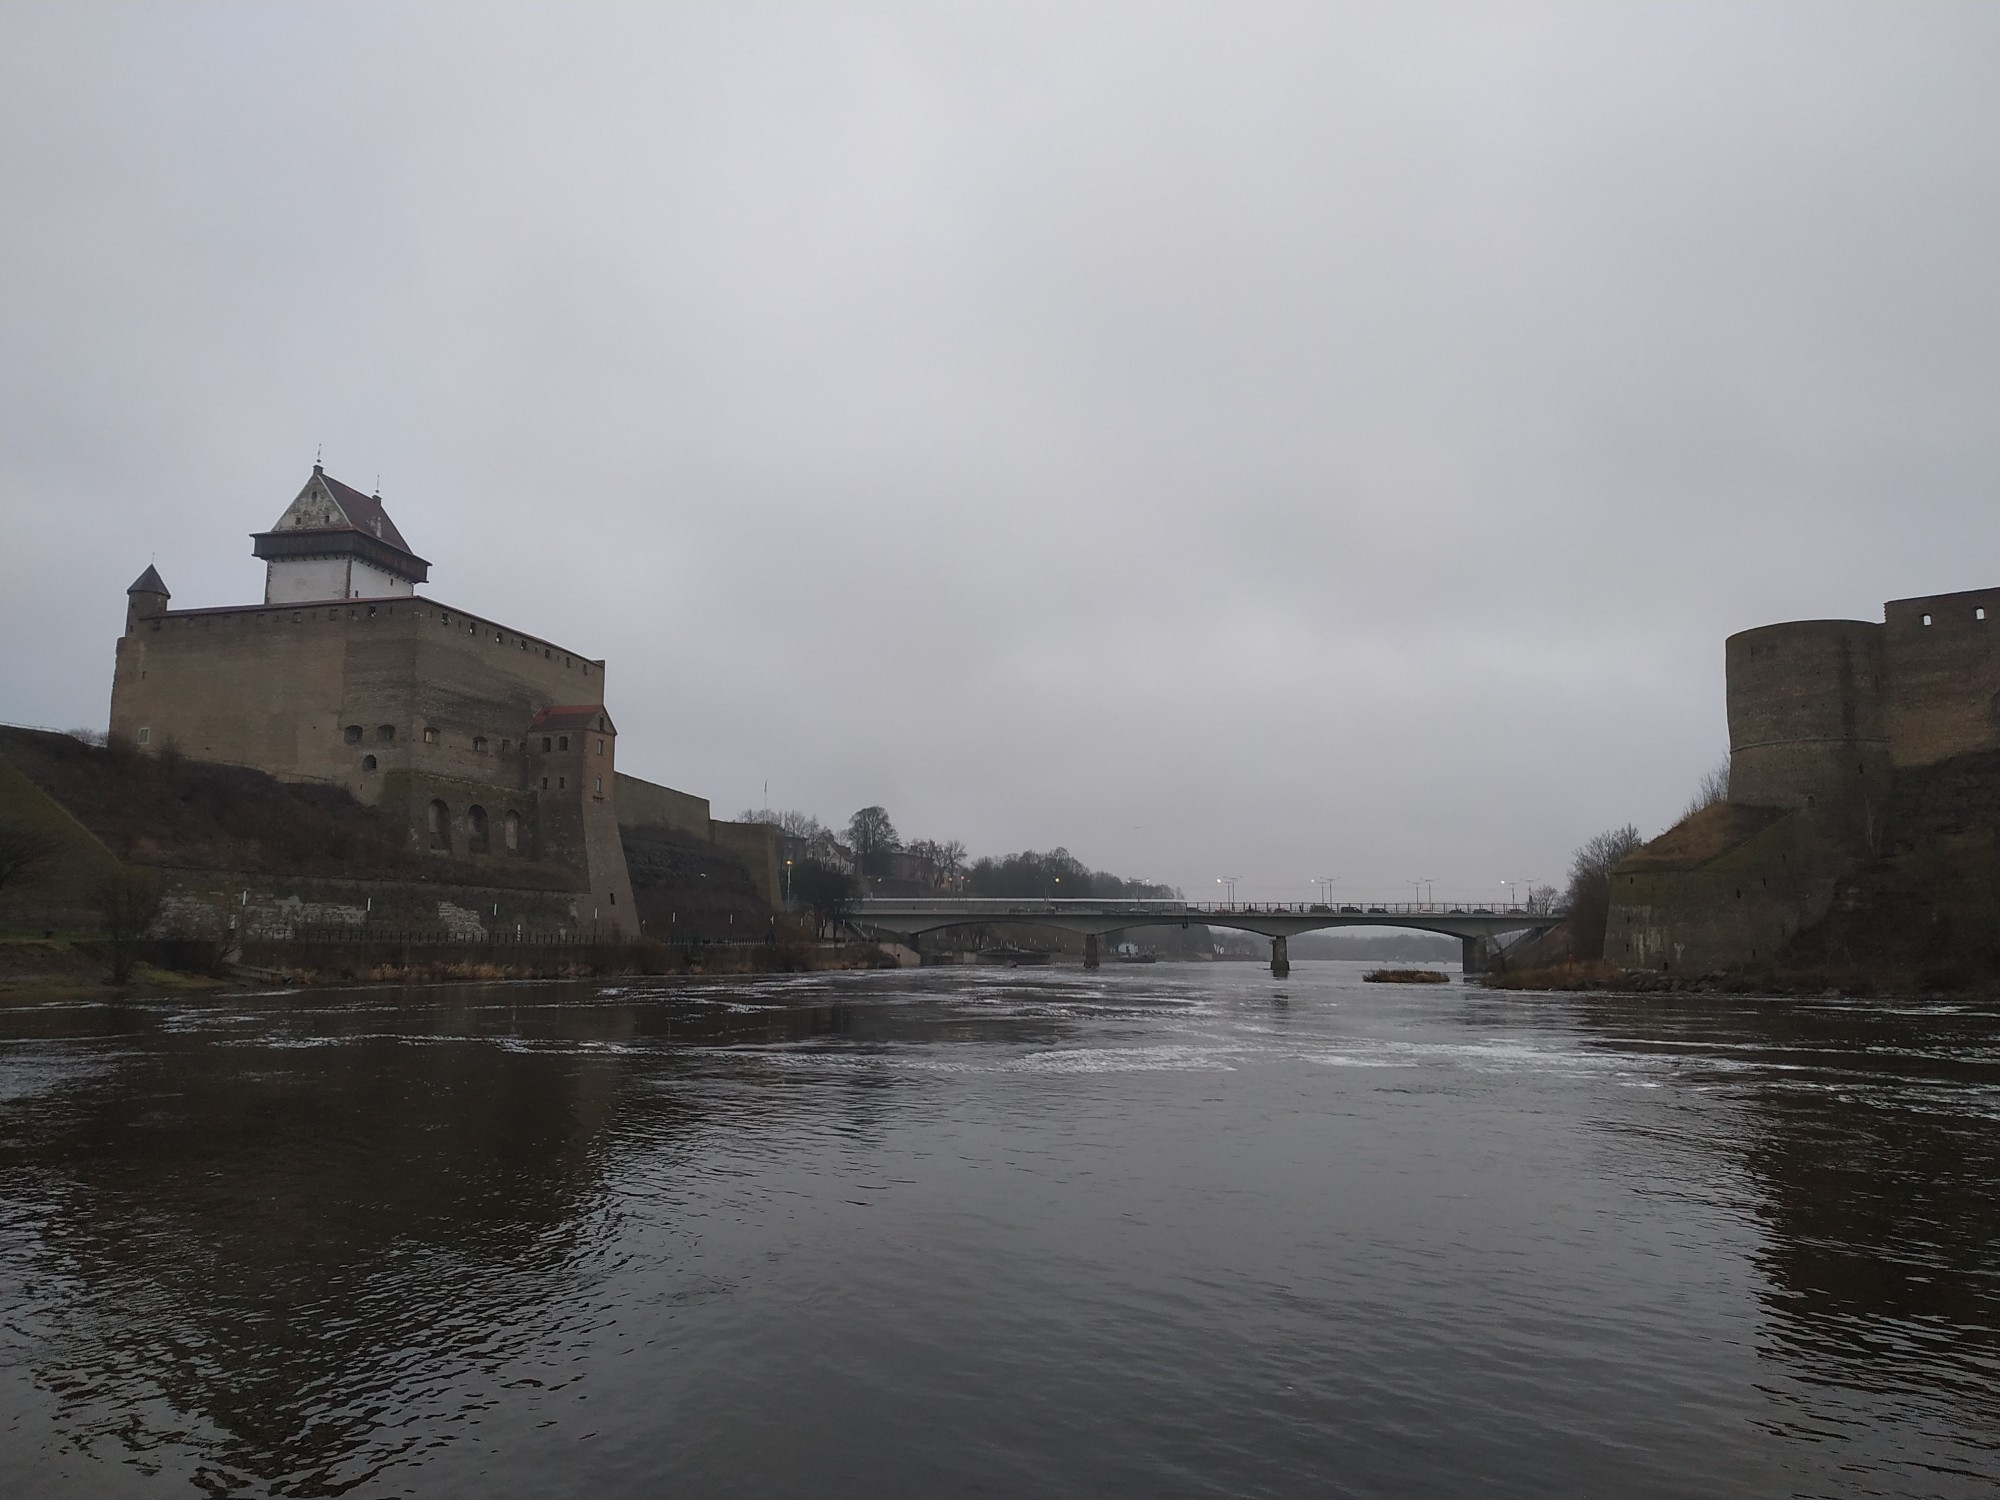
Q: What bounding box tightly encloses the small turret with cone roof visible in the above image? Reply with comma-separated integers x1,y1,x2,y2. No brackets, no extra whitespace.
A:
125,565,170,633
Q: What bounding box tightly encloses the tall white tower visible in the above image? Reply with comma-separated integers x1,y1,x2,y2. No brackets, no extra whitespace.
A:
250,464,430,604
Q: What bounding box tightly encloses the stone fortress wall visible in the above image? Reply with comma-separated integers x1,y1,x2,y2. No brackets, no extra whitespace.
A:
109,589,641,921
1725,587,1996,828
112,591,604,807
1609,586,1996,975
99,467,711,936
613,772,784,907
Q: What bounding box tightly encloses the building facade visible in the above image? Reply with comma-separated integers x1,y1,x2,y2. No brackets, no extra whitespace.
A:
109,466,637,933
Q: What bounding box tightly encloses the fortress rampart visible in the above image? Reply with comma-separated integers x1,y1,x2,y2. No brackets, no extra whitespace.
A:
1880,590,1999,766
110,593,636,931
111,595,604,798
1725,619,1891,837
1611,584,1996,976
1726,587,1996,835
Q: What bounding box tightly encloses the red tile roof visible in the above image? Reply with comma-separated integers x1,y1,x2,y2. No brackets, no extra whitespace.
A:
531,705,614,733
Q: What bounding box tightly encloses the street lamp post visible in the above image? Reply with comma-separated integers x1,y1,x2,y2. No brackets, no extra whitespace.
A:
1217,876,1239,908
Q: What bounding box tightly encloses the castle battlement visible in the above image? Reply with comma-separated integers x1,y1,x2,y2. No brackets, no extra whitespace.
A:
125,595,604,681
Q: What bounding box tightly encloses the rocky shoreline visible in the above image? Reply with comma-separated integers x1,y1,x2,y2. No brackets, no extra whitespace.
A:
1483,959,1997,999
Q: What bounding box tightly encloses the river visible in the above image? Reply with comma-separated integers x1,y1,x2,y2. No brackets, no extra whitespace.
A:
2,962,1996,1497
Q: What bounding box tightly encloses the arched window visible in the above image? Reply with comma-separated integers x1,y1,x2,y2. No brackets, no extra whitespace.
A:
428,799,451,852
377,724,396,742
504,810,521,852
467,805,489,853
343,724,363,744
362,754,378,771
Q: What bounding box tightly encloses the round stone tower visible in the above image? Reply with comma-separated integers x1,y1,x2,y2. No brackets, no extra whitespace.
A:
124,564,170,633
1725,618,1890,840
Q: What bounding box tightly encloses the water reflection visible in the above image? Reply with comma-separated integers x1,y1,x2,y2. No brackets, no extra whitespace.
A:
1568,994,2000,1469
9,997,612,1491
2,978,1102,1495
2,973,1997,1497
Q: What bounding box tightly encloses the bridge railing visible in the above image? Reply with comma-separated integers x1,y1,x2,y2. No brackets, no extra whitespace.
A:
849,898,1561,919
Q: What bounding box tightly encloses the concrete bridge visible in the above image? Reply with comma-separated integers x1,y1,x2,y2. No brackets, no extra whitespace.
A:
848,898,1562,977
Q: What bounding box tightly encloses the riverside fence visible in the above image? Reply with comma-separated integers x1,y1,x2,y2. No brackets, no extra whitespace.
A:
284,924,783,948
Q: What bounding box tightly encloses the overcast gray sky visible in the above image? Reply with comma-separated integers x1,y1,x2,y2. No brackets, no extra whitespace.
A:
3,1,1995,902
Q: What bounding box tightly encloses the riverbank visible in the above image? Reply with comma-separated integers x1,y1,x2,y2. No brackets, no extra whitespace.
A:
0,933,904,999
1485,959,1998,998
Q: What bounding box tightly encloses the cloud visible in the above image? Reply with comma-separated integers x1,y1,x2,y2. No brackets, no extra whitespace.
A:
4,1,1994,899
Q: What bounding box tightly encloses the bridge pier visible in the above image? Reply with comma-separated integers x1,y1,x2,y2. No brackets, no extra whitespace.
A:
1460,935,1488,976
1270,934,1290,978
1084,933,1100,970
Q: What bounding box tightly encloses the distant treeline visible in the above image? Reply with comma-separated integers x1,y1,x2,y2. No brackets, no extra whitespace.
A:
737,803,1176,903
965,847,1175,900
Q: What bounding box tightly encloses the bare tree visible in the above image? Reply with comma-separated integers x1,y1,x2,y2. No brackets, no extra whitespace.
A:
0,819,62,896
1680,759,1731,822
738,807,828,841
899,838,968,890
1563,824,1644,960
93,867,163,984
932,839,967,889
791,858,857,936
845,806,900,879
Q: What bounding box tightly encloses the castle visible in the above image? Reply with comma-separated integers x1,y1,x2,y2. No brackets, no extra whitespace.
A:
1607,586,1998,974
109,465,652,931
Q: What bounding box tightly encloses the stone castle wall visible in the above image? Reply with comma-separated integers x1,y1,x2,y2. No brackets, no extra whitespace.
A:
1725,619,1890,820
614,772,712,839
527,714,637,930
156,867,588,942
1725,587,1996,843
1881,589,1998,768
109,593,638,936
111,596,604,800
614,771,784,907
1613,584,1995,975
709,820,783,907
1605,805,1849,975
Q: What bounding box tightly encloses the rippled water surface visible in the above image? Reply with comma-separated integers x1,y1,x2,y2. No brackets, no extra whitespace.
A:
2,962,1998,1497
